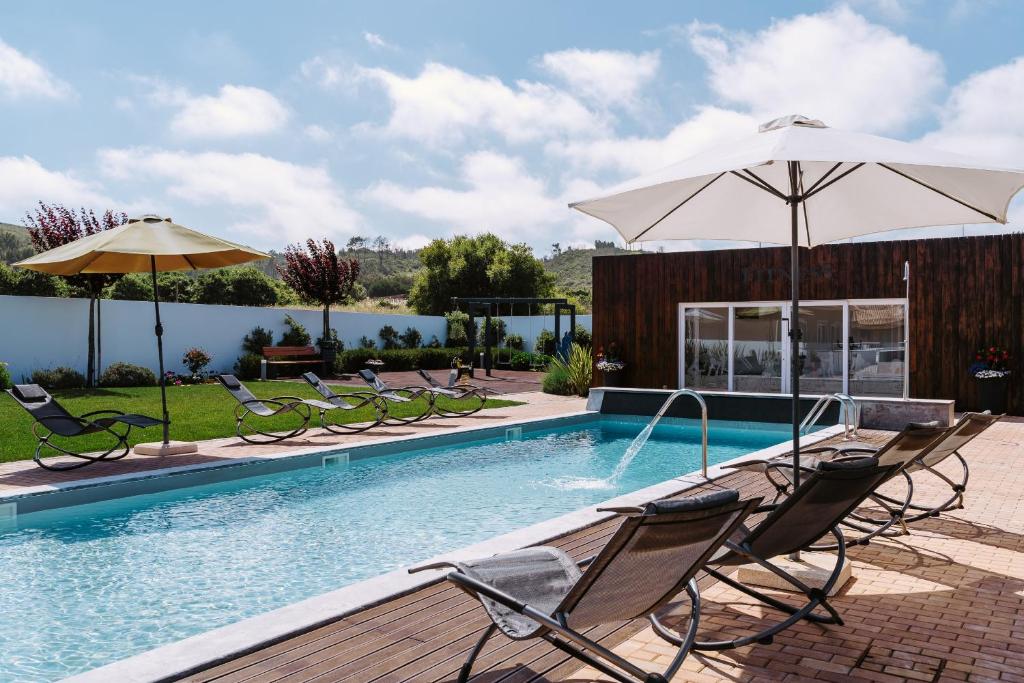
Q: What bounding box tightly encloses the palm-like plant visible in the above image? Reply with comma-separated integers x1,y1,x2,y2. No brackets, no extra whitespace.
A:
549,343,593,396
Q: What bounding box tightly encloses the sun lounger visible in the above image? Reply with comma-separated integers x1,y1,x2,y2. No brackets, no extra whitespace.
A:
217,374,339,444
654,456,899,652
356,369,435,425
6,383,162,470
411,488,759,683
300,372,387,433
416,368,488,416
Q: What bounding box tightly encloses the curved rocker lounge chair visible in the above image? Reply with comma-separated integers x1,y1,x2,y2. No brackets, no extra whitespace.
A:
6,383,162,471
652,456,898,653
300,372,388,433
416,368,488,417
410,489,760,683
725,421,951,547
217,374,335,444
356,369,435,425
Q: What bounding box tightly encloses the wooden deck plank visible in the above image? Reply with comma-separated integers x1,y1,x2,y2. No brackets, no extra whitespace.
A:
183,468,778,683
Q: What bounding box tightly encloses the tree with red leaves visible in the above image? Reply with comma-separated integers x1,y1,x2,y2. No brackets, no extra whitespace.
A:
277,238,360,355
24,202,129,387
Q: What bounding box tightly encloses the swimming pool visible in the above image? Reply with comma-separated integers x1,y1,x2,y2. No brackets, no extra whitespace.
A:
0,415,801,681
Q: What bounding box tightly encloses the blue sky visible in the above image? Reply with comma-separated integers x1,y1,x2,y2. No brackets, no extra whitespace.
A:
1,0,1021,254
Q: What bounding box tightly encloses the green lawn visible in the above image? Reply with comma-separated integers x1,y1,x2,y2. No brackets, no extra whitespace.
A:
0,381,521,463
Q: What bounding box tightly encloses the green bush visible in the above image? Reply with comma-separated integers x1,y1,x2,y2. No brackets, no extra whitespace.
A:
99,362,157,387
31,366,85,390
535,328,556,355
505,333,525,350
508,350,549,371
544,343,592,397
400,326,423,349
358,335,376,349
279,315,312,346
445,311,471,347
235,353,263,380
0,362,11,391
542,363,573,395
379,324,401,350
336,347,468,373
477,317,507,347
242,326,274,355
426,335,443,349
573,327,592,348
0,264,70,298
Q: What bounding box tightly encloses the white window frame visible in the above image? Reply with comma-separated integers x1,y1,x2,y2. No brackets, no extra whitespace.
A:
680,298,908,398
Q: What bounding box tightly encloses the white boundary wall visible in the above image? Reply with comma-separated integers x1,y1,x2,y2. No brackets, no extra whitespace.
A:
0,296,591,381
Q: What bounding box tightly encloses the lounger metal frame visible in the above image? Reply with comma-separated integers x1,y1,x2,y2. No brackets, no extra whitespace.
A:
357,369,436,425
301,372,388,433
416,368,488,417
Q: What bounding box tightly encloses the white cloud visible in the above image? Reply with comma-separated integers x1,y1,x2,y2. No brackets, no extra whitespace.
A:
363,31,396,50
920,56,1024,166
303,124,333,142
849,0,918,22
354,62,609,145
0,156,113,216
0,38,73,100
98,148,361,246
548,106,756,176
539,48,659,107
300,56,363,91
392,233,432,250
169,85,290,138
687,7,943,133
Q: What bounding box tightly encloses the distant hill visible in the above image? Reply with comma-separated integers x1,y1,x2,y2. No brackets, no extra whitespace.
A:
0,222,33,264
542,242,631,293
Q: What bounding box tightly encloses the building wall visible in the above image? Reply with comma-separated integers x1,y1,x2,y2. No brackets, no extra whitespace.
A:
0,296,590,382
591,234,1023,413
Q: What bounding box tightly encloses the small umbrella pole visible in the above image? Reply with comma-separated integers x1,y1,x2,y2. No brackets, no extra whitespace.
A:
789,161,801,491
150,256,170,445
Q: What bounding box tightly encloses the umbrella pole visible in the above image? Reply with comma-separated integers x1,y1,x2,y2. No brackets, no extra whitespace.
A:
789,162,802,561
151,257,170,445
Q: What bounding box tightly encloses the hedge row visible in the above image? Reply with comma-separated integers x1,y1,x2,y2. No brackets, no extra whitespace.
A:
334,347,552,373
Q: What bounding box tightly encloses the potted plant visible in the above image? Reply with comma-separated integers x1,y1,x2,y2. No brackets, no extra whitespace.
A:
595,342,626,387
970,345,1011,413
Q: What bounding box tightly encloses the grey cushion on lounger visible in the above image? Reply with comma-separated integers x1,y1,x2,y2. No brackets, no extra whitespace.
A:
817,455,879,471
219,374,242,390
648,489,740,514
12,384,48,403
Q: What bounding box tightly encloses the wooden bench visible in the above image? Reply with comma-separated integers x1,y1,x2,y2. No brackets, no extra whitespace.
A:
261,346,323,379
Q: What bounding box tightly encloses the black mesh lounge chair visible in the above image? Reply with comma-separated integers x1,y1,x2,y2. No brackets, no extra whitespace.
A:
300,372,388,433
652,456,899,653
812,412,1001,524
725,422,951,547
416,368,488,417
6,383,162,471
356,369,435,425
410,489,760,683
217,374,339,444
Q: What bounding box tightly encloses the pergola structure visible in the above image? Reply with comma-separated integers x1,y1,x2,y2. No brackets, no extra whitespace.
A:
450,297,576,377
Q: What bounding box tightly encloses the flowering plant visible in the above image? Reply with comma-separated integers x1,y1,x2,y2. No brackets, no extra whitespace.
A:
182,347,212,379
165,370,184,386
969,345,1010,379
595,342,625,372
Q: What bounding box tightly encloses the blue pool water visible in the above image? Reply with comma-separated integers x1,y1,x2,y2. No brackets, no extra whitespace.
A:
0,417,794,681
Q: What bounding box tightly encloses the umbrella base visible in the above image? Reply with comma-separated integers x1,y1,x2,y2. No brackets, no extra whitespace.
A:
133,440,199,456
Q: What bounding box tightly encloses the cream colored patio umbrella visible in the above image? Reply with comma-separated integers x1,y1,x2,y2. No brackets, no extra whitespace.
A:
16,215,269,454
571,114,1024,490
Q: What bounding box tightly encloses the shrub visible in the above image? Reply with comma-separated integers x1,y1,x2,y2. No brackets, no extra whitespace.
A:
504,333,525,351
573,327,592,348
542,363,573,395
317,328,343,351
477,318,506,347
182,347,212,378
445,311,471,347
508,350,549,371
545,343,592,397
379,325,401,350
242,326,274,355
359,335,377,349
0,362,11,391
0,264,70,297
400,326,423,349
99,362,157,387
235,353,263,380
222,267,279,307
279,315,312,346
31,366,86,389
336,347,467,373
426,335,443,349
535,328,556,355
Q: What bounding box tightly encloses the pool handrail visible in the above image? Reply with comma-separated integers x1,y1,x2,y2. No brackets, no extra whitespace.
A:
800,393,859,440
643,389,709,478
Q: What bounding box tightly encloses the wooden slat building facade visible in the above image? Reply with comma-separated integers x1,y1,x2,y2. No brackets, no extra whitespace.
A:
591,233,1023,414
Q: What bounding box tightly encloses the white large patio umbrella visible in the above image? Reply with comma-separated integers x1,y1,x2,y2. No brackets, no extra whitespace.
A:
16,215,269,455
571,114,1024,487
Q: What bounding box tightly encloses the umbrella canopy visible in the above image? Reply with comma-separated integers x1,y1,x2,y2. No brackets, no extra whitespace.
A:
571,115,1024,246
571,114,1024,492
15,215,269,453
15,215,268,274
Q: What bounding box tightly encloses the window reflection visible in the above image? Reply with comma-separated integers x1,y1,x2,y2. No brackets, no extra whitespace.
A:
733,307,783,393
849,304,905,398
799,306,844,395
684,307,728,390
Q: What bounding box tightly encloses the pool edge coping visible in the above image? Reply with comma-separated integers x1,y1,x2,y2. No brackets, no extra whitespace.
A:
60,421,845,683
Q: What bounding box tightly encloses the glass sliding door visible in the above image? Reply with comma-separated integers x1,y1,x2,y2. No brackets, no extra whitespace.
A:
798,305,845,395
683,307,728,390
732,306,783,393
849,303,906,397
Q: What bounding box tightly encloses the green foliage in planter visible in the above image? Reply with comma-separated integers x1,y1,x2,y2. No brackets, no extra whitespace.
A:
242,326,274,355
445,310,471,347
235,353,263,380
358,335,376,349
31,366,85,390
400,326,423,349
99,362,157,387
573,327,592,348
508,350,550,371
545,343,592,397
535,328,556,355
504,333,525,351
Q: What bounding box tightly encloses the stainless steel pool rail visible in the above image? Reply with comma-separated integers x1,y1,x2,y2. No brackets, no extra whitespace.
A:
800,392,859,439
644,389,709,478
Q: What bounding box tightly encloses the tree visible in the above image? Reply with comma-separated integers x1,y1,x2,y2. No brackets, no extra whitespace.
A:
346,235,367,251
408,233,554,315
277,238,360,349
0,262,69,297
551,242,561,256
372,235,390,267
24,203,128,387
0,231,33,263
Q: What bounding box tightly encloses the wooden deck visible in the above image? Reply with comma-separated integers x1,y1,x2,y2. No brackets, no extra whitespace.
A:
180,467,779,683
